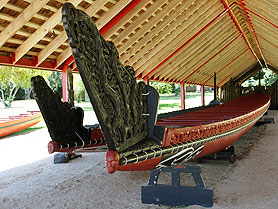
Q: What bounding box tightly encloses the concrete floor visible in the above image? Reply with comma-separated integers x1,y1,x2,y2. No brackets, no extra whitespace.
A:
0,111,277,209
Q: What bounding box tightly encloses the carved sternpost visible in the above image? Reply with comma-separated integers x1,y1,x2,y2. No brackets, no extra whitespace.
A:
62,3,149,152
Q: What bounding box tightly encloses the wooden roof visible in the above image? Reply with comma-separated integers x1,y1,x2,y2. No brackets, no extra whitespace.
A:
0,0,277,87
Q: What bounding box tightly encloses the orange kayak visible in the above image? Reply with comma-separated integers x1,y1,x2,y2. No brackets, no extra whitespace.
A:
0,111,43,138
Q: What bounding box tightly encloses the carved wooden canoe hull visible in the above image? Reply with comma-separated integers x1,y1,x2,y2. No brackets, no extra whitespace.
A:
31,4,271,174
110,93,270,173
0,112,42,138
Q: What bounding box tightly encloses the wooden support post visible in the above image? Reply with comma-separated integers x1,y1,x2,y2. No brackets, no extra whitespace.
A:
201,85,205,106
181,82,185,110
214,72,217,101
62,68,67,102
66,68,74,107
259,69,261,86
62,68,75,106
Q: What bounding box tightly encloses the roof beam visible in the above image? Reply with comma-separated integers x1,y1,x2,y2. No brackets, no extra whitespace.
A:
14,0,83,63
102,0,149,39
0,1,9,10
217,56,257,86
120,0,194,64
221,0,263,67
117,0,185,56
203,48,249,84
137,2,223,78
156,17,236,81
141,6,228,79
112,0,168,46
180,33,243,82
101,0,146,36
0,0,49,49
239,0,268,68
37,0,110,66
245,7,278,30
233,62,261,84
56,0,132,67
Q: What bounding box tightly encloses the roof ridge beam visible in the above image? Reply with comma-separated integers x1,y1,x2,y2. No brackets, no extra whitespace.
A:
239,0,268,68
0,0,49,49
220,0,263,67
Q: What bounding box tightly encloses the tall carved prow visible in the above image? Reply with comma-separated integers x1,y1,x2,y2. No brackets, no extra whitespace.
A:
62,3,162,153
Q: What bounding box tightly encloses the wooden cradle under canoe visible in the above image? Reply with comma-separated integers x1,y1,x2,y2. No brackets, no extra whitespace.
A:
31,3,270,174
0,111,42,138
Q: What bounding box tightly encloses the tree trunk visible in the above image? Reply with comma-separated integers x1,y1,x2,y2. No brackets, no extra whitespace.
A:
25,88,31,100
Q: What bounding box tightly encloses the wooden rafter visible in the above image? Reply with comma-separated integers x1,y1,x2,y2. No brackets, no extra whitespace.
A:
14,0,83,63
0,0,9,10
37,0,110,65
0,0,276,86
56,0,132,67
0,0,49,49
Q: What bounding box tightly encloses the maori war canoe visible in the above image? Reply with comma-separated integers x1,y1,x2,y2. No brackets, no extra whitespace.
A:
0,111,43,138
31,3,271,174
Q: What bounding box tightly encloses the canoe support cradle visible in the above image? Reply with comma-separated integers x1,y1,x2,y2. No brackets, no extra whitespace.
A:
141,165,213,207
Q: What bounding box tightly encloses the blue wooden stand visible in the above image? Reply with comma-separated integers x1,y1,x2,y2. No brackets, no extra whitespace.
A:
141,165,213,207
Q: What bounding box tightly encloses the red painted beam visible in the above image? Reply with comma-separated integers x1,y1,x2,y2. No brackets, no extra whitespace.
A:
239,0,267,68
221,0,262,67
181,32,243,83
142,8,229,80
59,0,143,71
0,55,60,70
256,33,278,48
203,48,249,84
100,0,142,35
243,6,278,30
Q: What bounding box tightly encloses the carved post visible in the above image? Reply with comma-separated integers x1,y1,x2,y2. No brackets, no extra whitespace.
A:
181,82,186,110
66,68,74,107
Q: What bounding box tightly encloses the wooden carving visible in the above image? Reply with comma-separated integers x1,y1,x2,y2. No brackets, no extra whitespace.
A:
62,3,149,152
31,76,89,145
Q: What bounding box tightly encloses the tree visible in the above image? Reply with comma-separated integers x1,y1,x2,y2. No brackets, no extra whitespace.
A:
242,68,278,87
48,71,63,99
0,66,22,107
0,66,50,108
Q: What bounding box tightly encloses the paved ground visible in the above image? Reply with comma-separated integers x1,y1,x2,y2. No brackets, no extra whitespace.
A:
0,110,277,209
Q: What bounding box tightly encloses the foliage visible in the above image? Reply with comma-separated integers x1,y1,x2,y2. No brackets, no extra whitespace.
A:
263,69,278,86
242,68,278,87
0,66,50,108
150,81,180,94
47,71,62,99
73,74,85,103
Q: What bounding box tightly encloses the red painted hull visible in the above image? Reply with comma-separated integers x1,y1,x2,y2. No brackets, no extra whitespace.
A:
111,93,270,172
0,112,42,138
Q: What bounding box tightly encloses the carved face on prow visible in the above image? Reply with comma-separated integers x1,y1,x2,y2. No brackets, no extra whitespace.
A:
105,150,120,174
